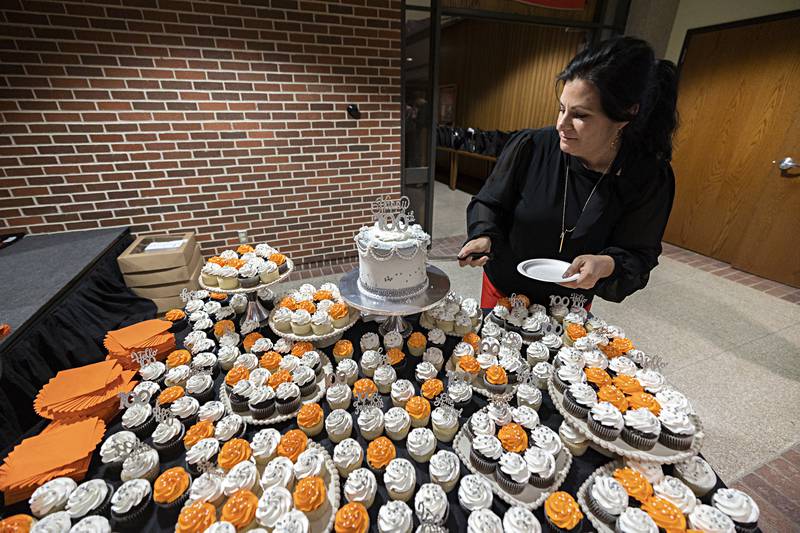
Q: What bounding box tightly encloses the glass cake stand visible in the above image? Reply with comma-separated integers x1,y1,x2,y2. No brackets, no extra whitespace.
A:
339,264,451,337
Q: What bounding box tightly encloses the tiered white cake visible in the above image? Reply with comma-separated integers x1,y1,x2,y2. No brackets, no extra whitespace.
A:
355,196,431,300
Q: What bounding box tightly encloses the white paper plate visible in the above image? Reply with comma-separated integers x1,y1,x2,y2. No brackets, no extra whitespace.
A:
517,258,578,283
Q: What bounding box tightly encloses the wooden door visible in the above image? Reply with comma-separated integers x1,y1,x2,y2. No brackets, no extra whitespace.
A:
664,13,800,287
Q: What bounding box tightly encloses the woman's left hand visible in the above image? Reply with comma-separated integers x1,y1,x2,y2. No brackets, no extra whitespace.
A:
559,255,615,290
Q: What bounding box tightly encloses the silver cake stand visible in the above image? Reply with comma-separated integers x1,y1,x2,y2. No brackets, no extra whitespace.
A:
339,264,450,338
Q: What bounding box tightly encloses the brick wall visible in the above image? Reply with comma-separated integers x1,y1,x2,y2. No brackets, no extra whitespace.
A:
0,0,401,267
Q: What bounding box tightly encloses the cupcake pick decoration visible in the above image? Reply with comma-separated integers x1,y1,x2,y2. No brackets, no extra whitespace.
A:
417,508,447,532
570,293,588,311
180,288,197,303
549,295,570,307
130,348,157,368
434,393,462,420
353,391,383,416
518,367,538,388
324,371,348,388
154,405,175,424
117,389,149,410
446,369,471,387
479,337,501,357
500,331,523,352
540,319,564,337
196,459,224,479
188,364,213,378
110,438,150,460
640,352,668,372
488,391,513,409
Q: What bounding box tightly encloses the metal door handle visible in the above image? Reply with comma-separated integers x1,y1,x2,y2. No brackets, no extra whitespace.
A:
773,157,799,178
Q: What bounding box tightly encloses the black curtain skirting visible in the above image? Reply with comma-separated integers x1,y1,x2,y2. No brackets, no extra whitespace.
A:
0,233,156,453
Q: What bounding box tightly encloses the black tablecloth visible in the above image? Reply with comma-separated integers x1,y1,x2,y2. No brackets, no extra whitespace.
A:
3,311,733,532
0,228,156,452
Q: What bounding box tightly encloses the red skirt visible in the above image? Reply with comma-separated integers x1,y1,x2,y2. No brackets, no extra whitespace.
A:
480,272,592,311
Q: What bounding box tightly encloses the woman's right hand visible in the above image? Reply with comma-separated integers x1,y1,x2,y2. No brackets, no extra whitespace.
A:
458,237,492,267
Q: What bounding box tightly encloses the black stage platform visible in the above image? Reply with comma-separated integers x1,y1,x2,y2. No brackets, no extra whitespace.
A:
0,228,156,452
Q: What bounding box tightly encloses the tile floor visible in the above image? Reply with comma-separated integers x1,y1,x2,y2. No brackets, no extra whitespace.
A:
286,182,800,529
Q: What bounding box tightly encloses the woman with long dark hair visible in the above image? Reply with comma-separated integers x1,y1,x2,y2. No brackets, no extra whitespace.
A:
459,36,678,309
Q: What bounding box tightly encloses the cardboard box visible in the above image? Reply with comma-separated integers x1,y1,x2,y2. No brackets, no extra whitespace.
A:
130,259,202,299
148,294,189,314
117,232,198,273
122,245,202,288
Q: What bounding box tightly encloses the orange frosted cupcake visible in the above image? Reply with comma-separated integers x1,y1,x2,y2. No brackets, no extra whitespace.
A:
405,396,431,428
225,365,250,390
598,385,628,412
421,378,444,400
296,300,316,315
291,341,315,357
601,337,635,358
511,293,530,308
278,296,298,311
462,332,481,353
407,332,427,356
176,500,216,533
208,256,225,266
613,467,654,503
209,291,227,301
496,297,512,310
243,332,263,353
165,308,187,331
484,365,508,394
352,378,378,399
269,253,288,274
613,374,644,395
221,489,258,530
498,423,528,453
154,466,191,509
293,476,328,521
386,347,405,369
314,289,333,301
333,340,354,363
158,385,184,406
641,496,686,531
297,403,324,437
627,392,661,416
260,351,282,372
564,323,587,346
213,320,235,339
268,369,292,389
277,429,308,462
0,515,35,532
458,355,480,382
585,367,612,389
184,419,215,450
335,502,370,533
167,349,192,369
237,244,254,255
218,438,252,470
329,302,350,328
544,491,584,532
366,436,396,473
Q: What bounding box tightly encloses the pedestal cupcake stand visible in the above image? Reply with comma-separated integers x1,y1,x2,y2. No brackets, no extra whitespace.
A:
339,264,451,338
197,259,295,327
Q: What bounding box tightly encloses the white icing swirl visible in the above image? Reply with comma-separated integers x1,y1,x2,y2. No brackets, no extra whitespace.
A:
66,479,109,519
185,438,219,465
472,434,502,461
384,407,410,434
448,380,472,404
623,408,660,435
100,431,139,464
659,406,696,436
121,448,158,481
275,382,300,401
260,456,294,491
69,515,111,533
251,428,280,460
616,507,658,533
223,460,258,496
164,364,191,386
689,504,736,532
654,475,697,514
415,483,449,523
712,488,759,524
608,356,637,376
198,401,225,423
502,506,541,533
357,407,384,434
391,380,414,403
511,406,540,430
407,427,436,457
256,486,293,528
152,417,183,445
559,421,588,445
360,332,381,351
590,401,624,429
457,475,493,512
487,402,512,427
293,448,326,480
427,328,446,345
531,426,562,456
423,347,444,369
326,383,351,407
189,472,224,505
110,478,150,515
139,361,165,381
385,458,415,494
523,446,555,478
415,361,438,382
469,412,495,438
499,452,530,484
590,475,628,515
185,374,213,395
325,409,352,436
333,438,363,472
215,414,244,441
30,477,77,517
467,509,503,533
170,396,199,419
516,383,541,407
121,402,152,429
344,468,377,504
274,509,310,533
429,450,459,485
378,500,413,533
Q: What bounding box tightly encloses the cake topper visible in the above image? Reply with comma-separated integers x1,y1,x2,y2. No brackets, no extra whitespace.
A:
446,369,471,387
324,371,348,388
180,288,197,303
154,405,175,424
487,391,514,407
371,195,415,232
479,337,501,357
110,439,150,459
117,390,149,410
130,348,157,367
196,459,224,479
549,295,571,308
433,393,462,419
640,352,668,371
518,367,538,388
570,293,588,310
353,392,383,416
219,332,239,347
500,331,523,352
188,365,212,379
541,318,564,337
417,508,446,530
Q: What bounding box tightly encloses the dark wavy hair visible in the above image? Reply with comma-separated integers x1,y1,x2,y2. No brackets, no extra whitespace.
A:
556,36,678,162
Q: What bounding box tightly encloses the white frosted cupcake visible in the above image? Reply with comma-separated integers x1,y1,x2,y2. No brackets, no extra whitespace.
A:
360,332,380,352
511,405,540,431
558,421,589,457
259,456,294,492
497,452,530,494
516,382,542,410
294,448,327,482
256,486,292,529
360,349,382,378
272,307,293,333
414,361,438,383
384,407,411,441
326,382,352,411
468,509,503,533
688,504,736,533
653,476,697,515
616,507,658,533
383,331,404,351
407,427,436,463
290,309,312,335
457,474,493,512
423,347,444,371
374,364,397,394
378,500,413,533
357,406,384,441
531,361,553,390
503,506,542,533
466,411,495,440
344,468,377,507
428,450,460,493
414,483,449,526
447,380,473,408
250,428,280,465
333,438,364,478
390,379,414,408
587,475,628,525
674,456,718,497
430,406,459,443
29,477,78,518
384,458,416,502
325,409,353,443
223,460,259,497
337,359,359,386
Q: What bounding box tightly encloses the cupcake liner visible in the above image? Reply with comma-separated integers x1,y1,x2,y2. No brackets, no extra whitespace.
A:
496,470,526,495
239,276,259,288
169,318,188,333
733,521,759,533
587,487,619,525
658,429,694,450
327,428,352,443
276,397,301,415
301,421,324,438
587,417,622,441
562,393,591,420
358,427,384,441
547,514,583,533
529,472,556,488
482,377,509,395
328,398,351,411
553,373,569,393
250,404,276,420
409,450,434,463
189,386,214,404
409,415,429,428
154,433,185,461
112,497,152,531
432,426,457,444
129,415,157,439
229,397,249,413
385,427,409,441
621,427,658,450
387,487,414,502
299,382,318,397
92,481,115,519
469,448,497,475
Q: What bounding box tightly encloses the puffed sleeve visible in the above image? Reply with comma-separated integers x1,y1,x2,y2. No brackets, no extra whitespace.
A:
466,129,536,242
593,161,675,302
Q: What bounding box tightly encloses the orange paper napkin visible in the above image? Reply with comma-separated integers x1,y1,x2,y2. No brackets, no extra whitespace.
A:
0,418,105,504
104,319,175,370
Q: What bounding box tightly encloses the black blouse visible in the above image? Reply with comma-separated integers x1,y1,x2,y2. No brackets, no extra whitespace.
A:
466,126,675,305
